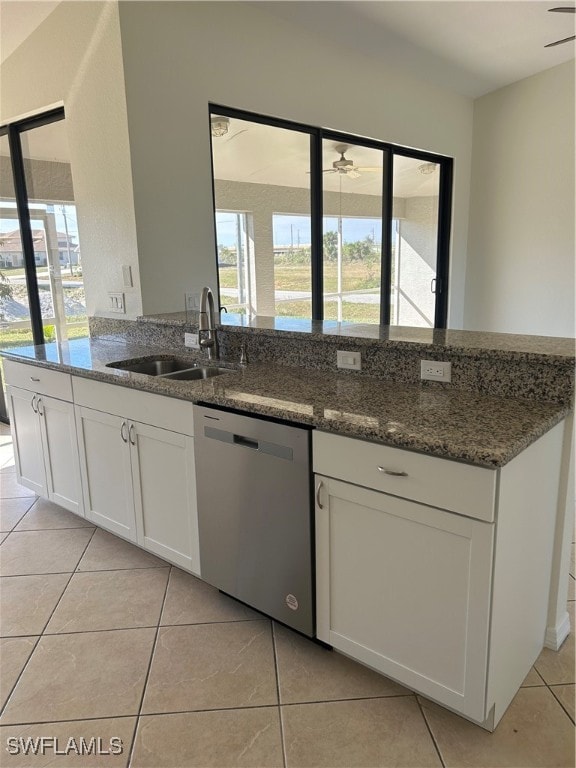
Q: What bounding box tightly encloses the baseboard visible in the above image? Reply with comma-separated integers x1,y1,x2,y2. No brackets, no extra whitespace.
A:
544,610,571,650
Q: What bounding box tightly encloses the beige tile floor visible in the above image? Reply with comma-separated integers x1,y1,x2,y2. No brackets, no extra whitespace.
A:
0,422,574,767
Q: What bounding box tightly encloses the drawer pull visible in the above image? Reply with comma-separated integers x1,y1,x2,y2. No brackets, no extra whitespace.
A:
378,466,408,477
30,377,40,382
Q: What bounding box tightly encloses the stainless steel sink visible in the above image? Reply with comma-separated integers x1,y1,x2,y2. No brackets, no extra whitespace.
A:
106,358,193,375
162,367,231,381
106,356,233,380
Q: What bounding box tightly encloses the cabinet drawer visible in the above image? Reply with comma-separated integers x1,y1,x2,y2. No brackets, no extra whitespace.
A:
4,360,72,401
72,375,194,435
313,430,497,522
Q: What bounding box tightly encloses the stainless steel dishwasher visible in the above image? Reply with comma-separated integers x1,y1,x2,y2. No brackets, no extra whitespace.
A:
193,404,314,637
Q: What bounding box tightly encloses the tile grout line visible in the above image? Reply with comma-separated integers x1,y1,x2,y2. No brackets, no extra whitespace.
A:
126,564,173,768
37,527,99,638
0,635,42,721
0,705,287,729
547,684,576,725
11,525,96,533
0,696,430,728
416,696,446,768
0,526,98,721
271,622,288,768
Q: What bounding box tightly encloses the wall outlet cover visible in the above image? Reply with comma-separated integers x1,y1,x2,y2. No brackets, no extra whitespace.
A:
184,332,200,349
337,350,362,370
420,359,452,382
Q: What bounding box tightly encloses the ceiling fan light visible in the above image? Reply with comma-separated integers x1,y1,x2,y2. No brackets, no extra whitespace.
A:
211,116,230,138
419,162,437,175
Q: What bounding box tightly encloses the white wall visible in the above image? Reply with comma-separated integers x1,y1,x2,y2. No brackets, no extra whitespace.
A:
0,1,142,319
118,1,474,325
465,62,575,337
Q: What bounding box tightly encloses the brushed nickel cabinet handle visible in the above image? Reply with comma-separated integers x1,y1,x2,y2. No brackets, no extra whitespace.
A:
378,466,408,477
37,397,44,416
129,424,136,446
30,376,40,382
316,481,324,510
31,395,38,413
120,421,128,443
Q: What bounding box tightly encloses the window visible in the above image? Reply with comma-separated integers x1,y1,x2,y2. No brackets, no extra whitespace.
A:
0,108,87,348
209,106,452,327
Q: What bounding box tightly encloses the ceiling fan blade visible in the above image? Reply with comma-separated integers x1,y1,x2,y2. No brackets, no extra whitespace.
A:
356,166,382,173
545,34,576,46
226,129,249,142
548,7,576,12
347,170,361,179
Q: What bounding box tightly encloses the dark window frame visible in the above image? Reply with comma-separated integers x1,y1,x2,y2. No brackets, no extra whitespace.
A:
209,103,453,328
1,107,66,346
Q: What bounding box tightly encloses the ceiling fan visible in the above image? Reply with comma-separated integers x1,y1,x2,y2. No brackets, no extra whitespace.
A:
210,115,249,142
545,7,575,48
322,146,380,179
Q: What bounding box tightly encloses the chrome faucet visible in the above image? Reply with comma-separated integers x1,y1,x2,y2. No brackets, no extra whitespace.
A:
198,286,219,361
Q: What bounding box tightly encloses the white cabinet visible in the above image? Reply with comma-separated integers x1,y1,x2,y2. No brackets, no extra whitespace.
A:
74,407,135,539
5,361,83,516
7,385,46,497
314,424,565,729
73,377,199,574
315,475,493,722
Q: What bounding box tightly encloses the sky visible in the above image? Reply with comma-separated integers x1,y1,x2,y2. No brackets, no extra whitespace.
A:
216,212,382,248
0,203,79,241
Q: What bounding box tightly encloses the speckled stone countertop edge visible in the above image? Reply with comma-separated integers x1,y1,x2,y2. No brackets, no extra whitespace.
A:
0,340,571,470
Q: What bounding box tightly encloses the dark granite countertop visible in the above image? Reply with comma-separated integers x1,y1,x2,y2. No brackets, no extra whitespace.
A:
139,312,576,363
0,337,570,469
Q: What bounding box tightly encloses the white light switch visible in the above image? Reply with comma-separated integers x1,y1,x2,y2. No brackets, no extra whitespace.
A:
108,292,125,313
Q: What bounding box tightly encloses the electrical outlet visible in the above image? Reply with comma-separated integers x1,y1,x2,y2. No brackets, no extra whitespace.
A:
108,292,125,314
337,350,362,370
184,332,200,349
420,359,451,382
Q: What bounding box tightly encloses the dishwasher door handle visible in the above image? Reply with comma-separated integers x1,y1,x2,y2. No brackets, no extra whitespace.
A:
233,434,259,450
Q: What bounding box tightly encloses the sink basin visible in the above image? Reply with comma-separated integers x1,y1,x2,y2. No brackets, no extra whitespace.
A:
161,366,230,381
106,357,196,376
106,356,233,380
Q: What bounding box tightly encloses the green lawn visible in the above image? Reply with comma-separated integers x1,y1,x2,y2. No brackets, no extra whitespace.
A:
0,324,89,349
219,262,381,324
220,262,380,292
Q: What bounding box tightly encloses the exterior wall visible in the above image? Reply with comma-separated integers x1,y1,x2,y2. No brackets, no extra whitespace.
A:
118,1,474,326
465,62,575,337
0,1,142,319
396,196,439,327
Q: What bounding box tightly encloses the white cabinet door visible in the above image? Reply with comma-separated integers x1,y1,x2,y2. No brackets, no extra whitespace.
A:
6,385,46,497
75,406,136,541
130,421,199,574
38,395,83,516
315,475,494,722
